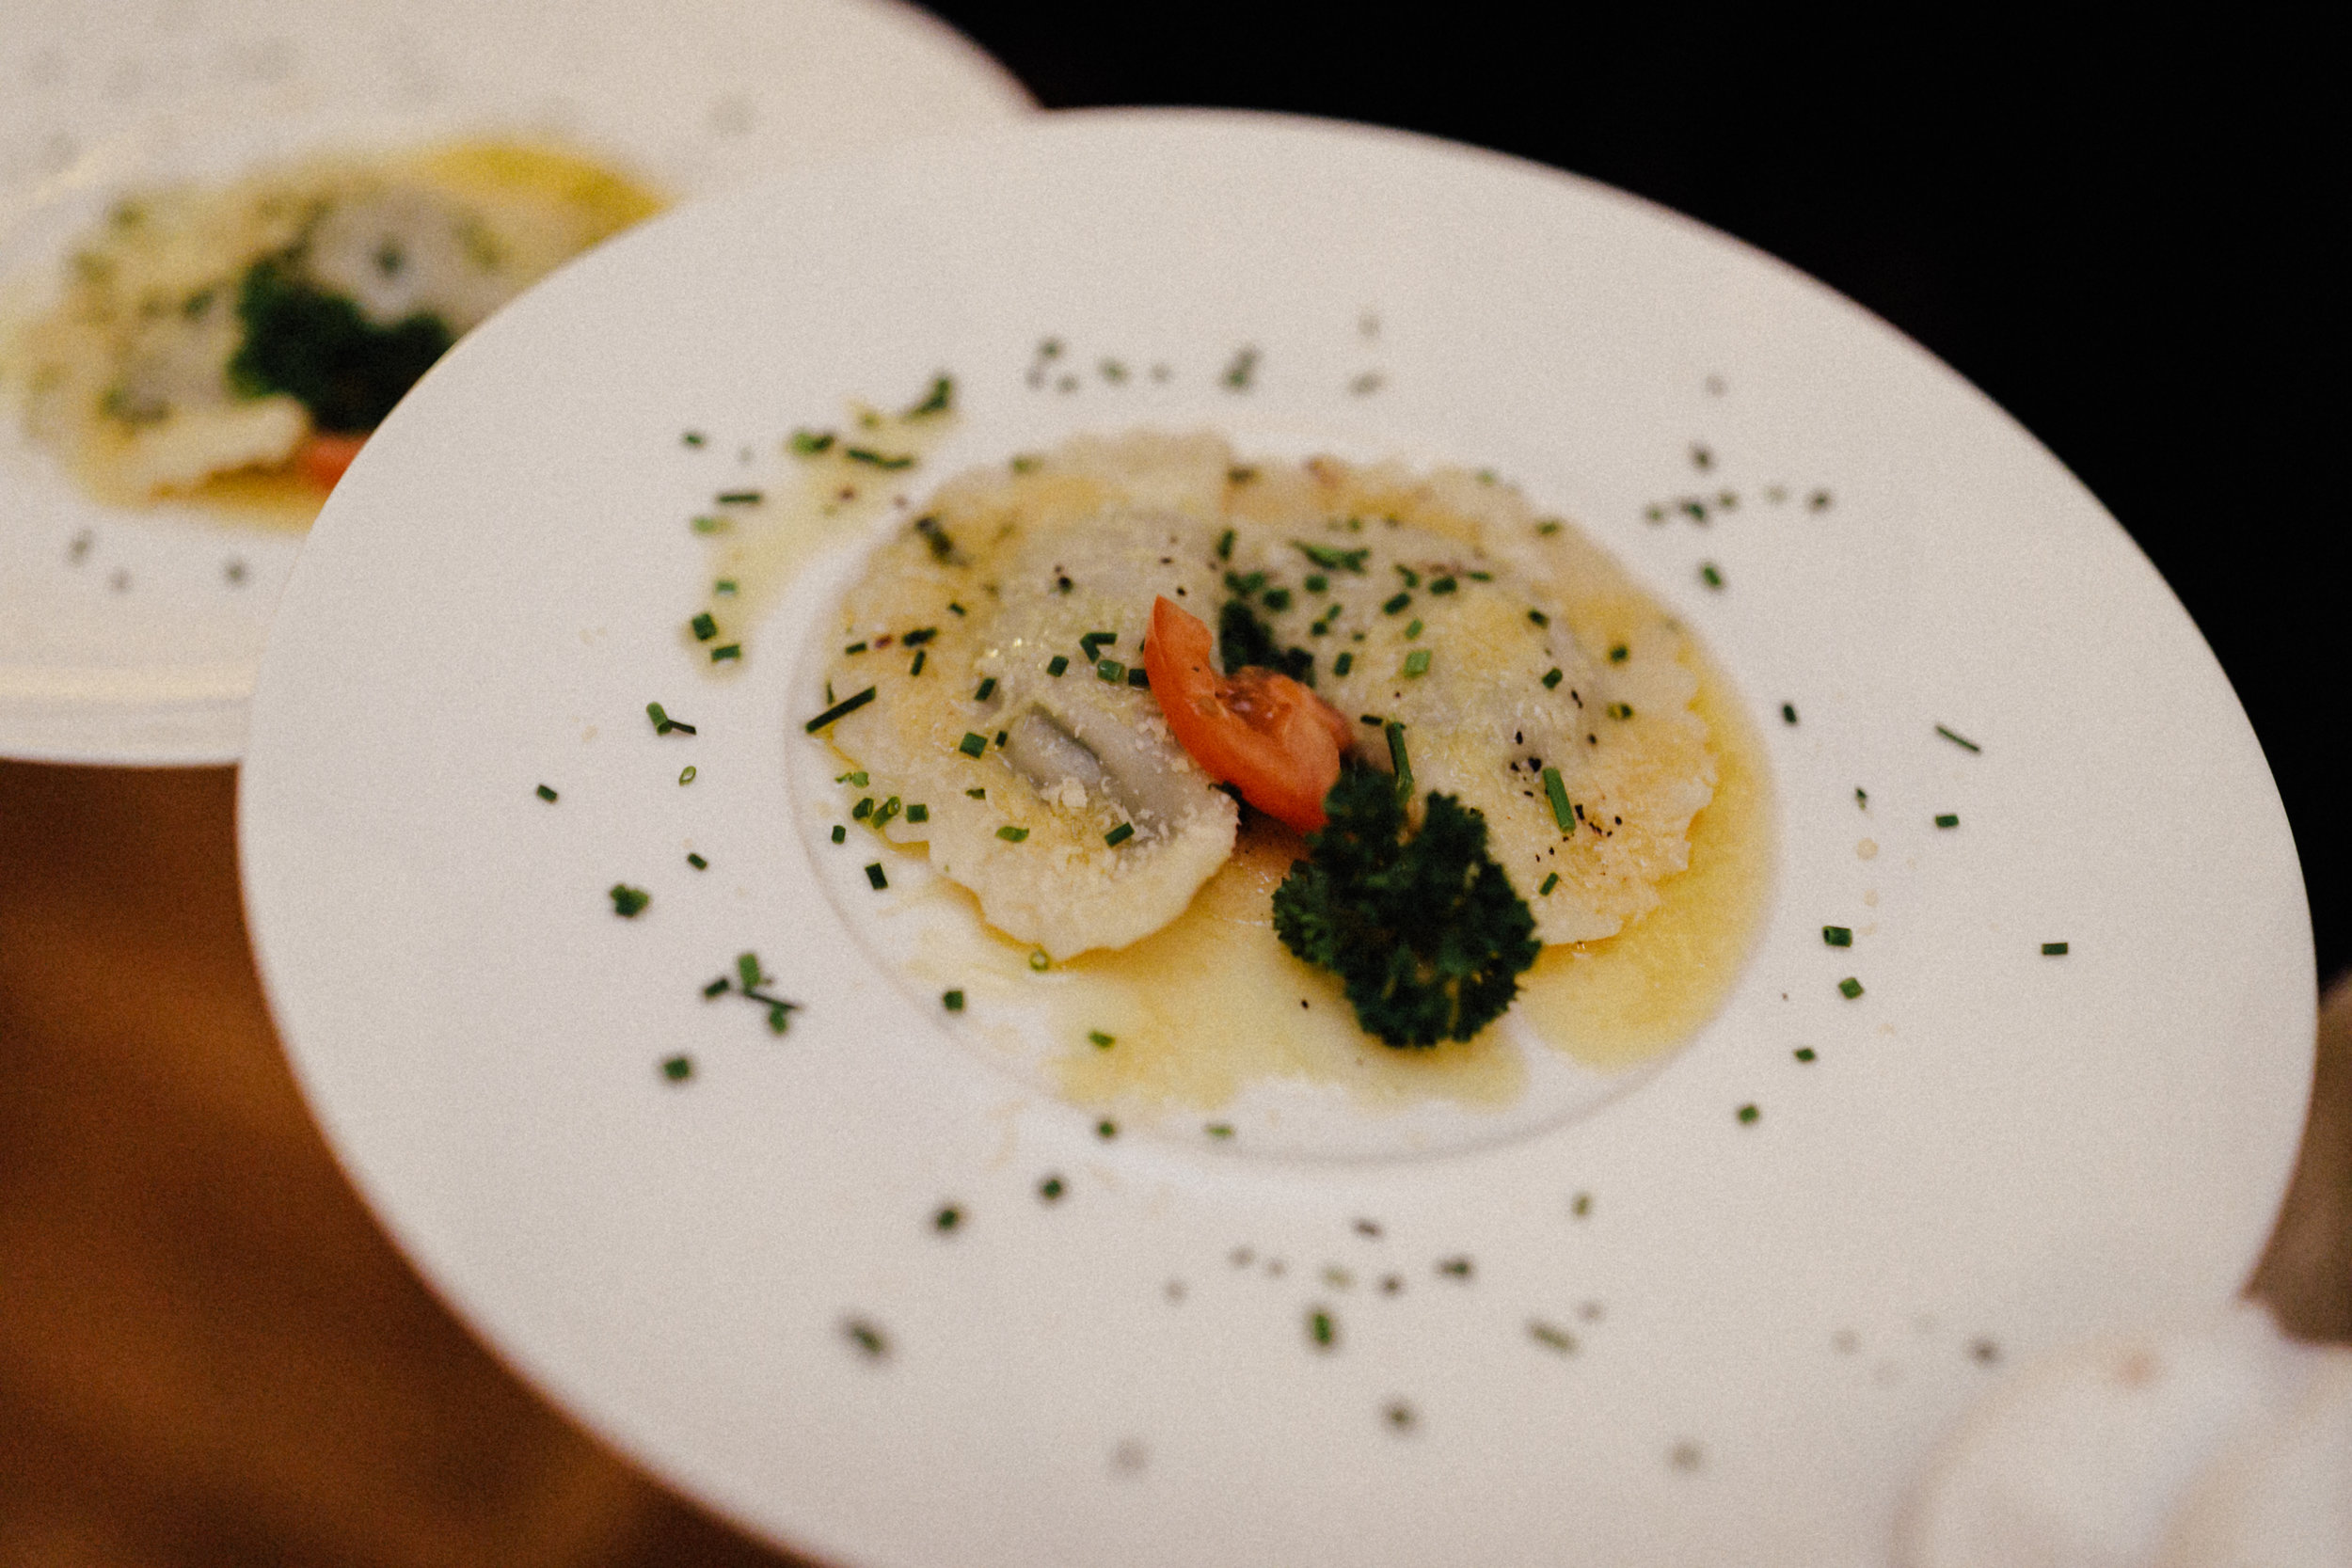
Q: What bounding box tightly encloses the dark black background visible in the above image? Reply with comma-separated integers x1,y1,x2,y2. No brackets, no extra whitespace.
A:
925,6,2344,985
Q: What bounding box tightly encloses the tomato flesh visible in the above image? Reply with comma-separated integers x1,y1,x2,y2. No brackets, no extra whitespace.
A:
1145,595,1351,832
296,432,368,491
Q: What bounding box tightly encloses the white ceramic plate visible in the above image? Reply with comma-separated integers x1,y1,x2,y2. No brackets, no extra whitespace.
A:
239,113,2315,1568
0,0,1029,766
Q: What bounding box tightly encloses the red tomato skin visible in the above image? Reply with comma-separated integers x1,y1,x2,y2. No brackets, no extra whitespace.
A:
1145,595,1346,832
296,432,368,491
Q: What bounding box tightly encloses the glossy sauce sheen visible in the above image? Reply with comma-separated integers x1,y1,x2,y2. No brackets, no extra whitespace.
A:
890,627,1769,1112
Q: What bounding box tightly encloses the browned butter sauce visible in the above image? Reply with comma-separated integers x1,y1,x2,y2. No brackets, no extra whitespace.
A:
889,630,1770,1114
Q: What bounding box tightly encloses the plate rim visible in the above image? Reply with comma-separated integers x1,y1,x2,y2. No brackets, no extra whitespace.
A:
237,106,2319,1568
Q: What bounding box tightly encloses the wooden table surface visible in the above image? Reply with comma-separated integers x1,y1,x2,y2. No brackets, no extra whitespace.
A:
3,759,2344,1565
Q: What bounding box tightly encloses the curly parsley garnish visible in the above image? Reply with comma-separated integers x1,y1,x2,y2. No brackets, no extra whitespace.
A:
1271,770,1538,1047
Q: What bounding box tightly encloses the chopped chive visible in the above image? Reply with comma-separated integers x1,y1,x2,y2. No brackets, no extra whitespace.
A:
1608,702,1635,720
1530,1321,1578,1354
904,374,953,417
1608,643,1628,662
958,732,988,757
716,490,762,505
1334,652,1354,676
678,765,697,784
535,784,558,802
1429,577,1457,594
1781,703,1799,725
1294,541,1370,572
789,429,834,454
948,602,966,616
1310,1308,1335,1349
1822,926,1852,947
843,447,914,468
1528,609,1550,628
610,884,650,917
865,863,887,890
845,641,868,656
646,701,696,736
1700,562,1724,589
1047,655,1070,676
687,852,707,869
1228,466,1257,483
1936,813,1960,828
1838,977,1864,999
691,515,727,533
994,730,1008,747
1038,1175,1063,1200
1079,632,1117,658
853,798,873,819
1538,872,1560,896
934,1204,961,1232
682,431,706,447
1468,570,1493,581
1206,1122,1233,1139
710,643,740,663
907,803,930,823
914,515,957,562
1104,823,1135,847
1029,950,1050,972
661,1054,692,1082
1386,721,1412,797
1542,668,1564,689
873,797,901,827
691,612,718,641
2042,942,2069,956
1401,649,1431,676
738,952,762,990
1404,619,1422,640
1216,528,1236,561
1543,767,1573,832
1305,573,1328,593
803,688,876,733
1263,588,1293,611
704,976,729,998
909,650,926,676
1382,592,1411,615
901,627,938,647
1794,1047,1817,1062
1936,724,1981,753
1089,1030,1116,1049
1096,1118,1119,1140
714,578,737,595
831,825,846,844
996,825,1029,843
1127,667,1149,688
966,787,986,799
1856,787,1869,807
975,676,997,702
1738,1103,1760,1125
837,770,868,786
1095,659,1125,683
943,990,965,1011
1395,565,1420,588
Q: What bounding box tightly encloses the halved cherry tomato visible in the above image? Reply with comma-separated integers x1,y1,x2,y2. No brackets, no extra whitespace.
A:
295,432,369,491
1145,595,1353,832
